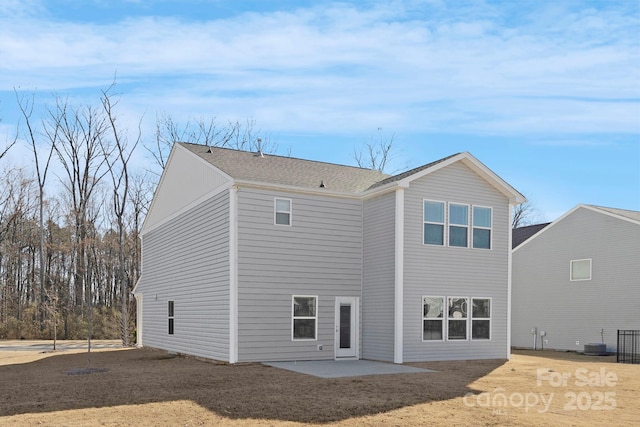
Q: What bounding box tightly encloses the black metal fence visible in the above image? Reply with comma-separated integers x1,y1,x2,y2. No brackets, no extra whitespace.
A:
617,330,640,364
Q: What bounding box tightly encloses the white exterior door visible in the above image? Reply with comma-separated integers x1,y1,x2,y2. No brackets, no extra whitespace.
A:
335,297,358,359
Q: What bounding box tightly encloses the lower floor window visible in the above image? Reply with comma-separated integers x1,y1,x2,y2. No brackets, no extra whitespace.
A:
472,298,491,340
423,295,491,341
292,296,317,340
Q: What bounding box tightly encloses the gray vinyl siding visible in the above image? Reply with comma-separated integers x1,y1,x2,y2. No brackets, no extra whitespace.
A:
402,162,511,361
136,190,230,361
362,193,396,361
236,187,363,362
512,207,640,352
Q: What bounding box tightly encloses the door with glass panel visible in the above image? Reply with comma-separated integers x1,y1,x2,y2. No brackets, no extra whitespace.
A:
335,297,358,358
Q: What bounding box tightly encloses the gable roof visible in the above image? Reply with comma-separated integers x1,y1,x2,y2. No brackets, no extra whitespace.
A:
513,204,640,252
177,143,525,203
512,223,551,248
179,142,390,193
589,205,640,223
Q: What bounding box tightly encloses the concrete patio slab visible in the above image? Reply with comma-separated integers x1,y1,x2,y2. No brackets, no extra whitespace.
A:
263,359,434,378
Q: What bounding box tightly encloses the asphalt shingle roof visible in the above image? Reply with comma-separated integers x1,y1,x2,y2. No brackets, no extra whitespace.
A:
179,142,391,193
512,223,551,248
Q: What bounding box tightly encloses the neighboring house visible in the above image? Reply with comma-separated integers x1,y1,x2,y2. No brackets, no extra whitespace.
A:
511,205,640,353
133,143,525,363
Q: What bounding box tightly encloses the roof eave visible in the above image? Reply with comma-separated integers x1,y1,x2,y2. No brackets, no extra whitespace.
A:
392,152,526,204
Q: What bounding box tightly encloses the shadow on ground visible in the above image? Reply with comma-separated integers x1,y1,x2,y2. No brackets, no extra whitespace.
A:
0,347,505,423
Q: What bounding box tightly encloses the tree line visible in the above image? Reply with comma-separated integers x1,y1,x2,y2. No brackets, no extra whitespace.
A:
0,84,275,344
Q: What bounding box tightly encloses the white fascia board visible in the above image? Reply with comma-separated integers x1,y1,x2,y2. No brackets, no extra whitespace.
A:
394,152,527,205
586,205,640,226
141,143,235,236
514,203,640,253
141,182,233,236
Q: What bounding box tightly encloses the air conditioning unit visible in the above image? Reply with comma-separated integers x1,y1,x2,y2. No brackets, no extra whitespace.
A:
584,343,607,355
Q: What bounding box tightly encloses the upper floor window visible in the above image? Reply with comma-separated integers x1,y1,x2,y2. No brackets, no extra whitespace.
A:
424,201,493,249
275,198,292,226
449,204,469,247
472,206,492,249
423,200,445,245
570,259,591,281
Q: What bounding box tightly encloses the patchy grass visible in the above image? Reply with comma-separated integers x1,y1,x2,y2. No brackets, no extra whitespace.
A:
0,343,637,426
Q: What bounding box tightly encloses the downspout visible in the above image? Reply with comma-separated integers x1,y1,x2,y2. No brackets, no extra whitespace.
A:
394,188,405,364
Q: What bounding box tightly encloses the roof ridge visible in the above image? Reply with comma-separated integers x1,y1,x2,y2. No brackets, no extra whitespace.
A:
178,142,392,174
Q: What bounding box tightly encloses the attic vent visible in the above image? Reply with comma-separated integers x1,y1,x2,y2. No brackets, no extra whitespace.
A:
255,150,264,158
319,180,326,188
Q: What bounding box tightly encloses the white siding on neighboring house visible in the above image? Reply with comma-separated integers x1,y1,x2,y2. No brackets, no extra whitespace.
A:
136,190,231,360
512,206,640,352
362,192,396,362
236,187,363,362
402,162,511,361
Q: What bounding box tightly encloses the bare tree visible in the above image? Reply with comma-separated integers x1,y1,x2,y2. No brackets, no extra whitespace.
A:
512,201,537,228
0,101,18,161
353,129,395,172
15,90,56,331
100,83,140,346
147,114,278,175
46,96,111,367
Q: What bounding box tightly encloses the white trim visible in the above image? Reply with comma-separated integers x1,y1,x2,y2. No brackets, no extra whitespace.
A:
229,186,239,363
570,258,592,281
394,188,405,364
142,182,233,236
274,197,292,226
292,295,318,341
396,152,526,204
141,143,234,235
514,204,639,253
507,204,514,359
135,294,143,347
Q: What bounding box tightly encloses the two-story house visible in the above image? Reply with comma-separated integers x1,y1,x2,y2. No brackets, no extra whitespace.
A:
133,143,525,363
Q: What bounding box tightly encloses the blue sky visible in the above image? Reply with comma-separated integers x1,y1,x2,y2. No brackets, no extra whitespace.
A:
0,0,638,222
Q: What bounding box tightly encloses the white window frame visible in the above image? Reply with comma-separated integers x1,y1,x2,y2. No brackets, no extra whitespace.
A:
423,199,446,246
448,203,470,248
422,296,444,341
446,296,469,341
570,258,592,281
292,295,317,341
471,297,491,340
274,197,292,226
472,205,492,249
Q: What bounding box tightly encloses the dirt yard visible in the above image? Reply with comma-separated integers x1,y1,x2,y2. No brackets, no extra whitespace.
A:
0,341,637,426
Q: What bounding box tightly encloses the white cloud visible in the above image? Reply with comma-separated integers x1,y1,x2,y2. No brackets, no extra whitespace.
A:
0,0,638,137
